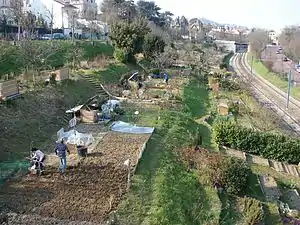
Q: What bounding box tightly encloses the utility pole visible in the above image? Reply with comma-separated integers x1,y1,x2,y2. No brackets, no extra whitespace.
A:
287,70,292,109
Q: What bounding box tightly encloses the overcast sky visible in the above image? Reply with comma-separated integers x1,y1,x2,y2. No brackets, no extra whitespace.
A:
35,0,300,31
146,0,300,31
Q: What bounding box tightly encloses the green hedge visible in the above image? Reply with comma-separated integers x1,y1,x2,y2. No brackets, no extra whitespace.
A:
220,52,234,70
213,119,300,164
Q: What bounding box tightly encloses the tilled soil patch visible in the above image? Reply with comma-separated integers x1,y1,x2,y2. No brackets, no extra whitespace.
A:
0,131,151,224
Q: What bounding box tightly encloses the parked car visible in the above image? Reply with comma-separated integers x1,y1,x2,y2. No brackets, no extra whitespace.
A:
295,65,300,73
276,50,280,54
40,33,66,40
283,56,288,61
40,34,51,40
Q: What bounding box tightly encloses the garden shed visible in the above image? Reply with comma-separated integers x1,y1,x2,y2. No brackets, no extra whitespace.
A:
53,68,69,81
0,79,20,100
218,100,228,116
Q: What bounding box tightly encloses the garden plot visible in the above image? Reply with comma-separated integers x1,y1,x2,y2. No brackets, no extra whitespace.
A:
259,175,281,201
139,76,188,100
0,131,150,224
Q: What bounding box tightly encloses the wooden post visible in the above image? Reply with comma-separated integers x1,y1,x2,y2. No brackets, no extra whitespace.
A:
127,160,131,191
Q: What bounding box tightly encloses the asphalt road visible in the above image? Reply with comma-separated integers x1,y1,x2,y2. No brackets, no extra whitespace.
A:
261,45,300,82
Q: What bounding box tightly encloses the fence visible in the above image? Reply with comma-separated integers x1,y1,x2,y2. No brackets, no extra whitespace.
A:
223,147,300,177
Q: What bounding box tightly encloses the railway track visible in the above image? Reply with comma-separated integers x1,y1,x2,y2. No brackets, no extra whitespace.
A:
231,52,300,135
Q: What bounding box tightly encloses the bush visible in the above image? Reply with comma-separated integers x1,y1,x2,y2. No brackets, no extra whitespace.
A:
213,119,300,164
243,197,264,225
143,33,165,59
219,79,240,91
208,154,251,195
264,61,274,72
152,68,160,75
220,52,234,70
114,48,128,63
222,157,251,194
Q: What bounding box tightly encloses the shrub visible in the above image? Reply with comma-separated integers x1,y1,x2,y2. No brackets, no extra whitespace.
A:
264,61,274,72
152,68,160,75
114,48,128,63
213,119,300,164
222,157,251,194
207,154,250,195
219,79,240,91
243,197,264,225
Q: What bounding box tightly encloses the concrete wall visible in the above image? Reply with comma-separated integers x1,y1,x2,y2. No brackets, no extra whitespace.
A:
215,40,236,53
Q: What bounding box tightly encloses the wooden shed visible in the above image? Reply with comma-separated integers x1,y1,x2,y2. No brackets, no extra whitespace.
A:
219,101,229,116
52,68,69,81
0,79,19,100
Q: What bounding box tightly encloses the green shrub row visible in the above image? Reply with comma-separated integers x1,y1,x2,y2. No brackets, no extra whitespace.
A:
0,41,113,77
213,119,300,164
220,52,234,70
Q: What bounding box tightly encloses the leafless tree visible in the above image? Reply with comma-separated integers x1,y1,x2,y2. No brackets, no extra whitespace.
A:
152,46,177,69
10,0,24,41
248,29,269,60
42,4,54,38
279,26,300,61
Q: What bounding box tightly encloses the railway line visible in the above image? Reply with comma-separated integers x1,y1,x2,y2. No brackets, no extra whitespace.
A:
231,52,300,135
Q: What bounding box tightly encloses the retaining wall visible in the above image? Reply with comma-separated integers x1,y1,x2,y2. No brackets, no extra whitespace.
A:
223,147,300,177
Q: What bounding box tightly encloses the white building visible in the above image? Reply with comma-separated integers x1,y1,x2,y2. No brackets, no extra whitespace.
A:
0,0,26,25
268,30,278,43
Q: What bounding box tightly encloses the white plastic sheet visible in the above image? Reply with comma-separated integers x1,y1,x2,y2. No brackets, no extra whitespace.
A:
111,121,154,134
57,128,95,146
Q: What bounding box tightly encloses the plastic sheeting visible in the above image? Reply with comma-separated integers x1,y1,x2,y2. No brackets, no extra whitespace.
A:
111,121,154,134
57,128,95,146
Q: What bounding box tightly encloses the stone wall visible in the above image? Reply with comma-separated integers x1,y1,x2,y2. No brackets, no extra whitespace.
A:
223,147,300,178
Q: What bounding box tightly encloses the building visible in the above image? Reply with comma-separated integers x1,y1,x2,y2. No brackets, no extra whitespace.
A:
268,30,278,44
0,0,26,25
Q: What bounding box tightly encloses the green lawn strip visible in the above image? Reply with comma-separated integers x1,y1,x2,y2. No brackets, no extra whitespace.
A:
182,80,211,118
117,78,221,225
247,53,300,100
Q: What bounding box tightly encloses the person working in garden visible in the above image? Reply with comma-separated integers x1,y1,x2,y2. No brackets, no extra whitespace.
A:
164,73,169,85
30,147,46,173
55,139,70,174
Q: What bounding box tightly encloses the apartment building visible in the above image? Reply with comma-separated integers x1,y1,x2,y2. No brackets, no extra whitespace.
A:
0,0,25,25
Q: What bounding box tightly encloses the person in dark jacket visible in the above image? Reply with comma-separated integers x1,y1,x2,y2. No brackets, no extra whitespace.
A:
55,139,70,174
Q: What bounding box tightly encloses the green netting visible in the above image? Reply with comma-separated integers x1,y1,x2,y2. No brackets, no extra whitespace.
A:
0,161,29,187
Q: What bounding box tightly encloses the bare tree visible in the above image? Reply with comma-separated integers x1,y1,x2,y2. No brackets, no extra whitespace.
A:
279,26,300,61
152,46,177,69
42,4,54,38
10,0,24,41
248,29,269,60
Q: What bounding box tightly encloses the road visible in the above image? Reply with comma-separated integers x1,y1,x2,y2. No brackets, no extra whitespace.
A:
231,52,300,135
262,45,300,82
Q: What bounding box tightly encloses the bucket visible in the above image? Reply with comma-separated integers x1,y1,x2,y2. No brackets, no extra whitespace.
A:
77,146,87,157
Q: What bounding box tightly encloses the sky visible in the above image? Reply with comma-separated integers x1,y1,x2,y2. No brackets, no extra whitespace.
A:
151,0,300,31
32,0,300,31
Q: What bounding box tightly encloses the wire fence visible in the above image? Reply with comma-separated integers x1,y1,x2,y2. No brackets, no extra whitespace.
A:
0,160,29,187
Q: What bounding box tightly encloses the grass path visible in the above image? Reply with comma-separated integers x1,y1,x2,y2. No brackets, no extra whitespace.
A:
117,79,221,224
